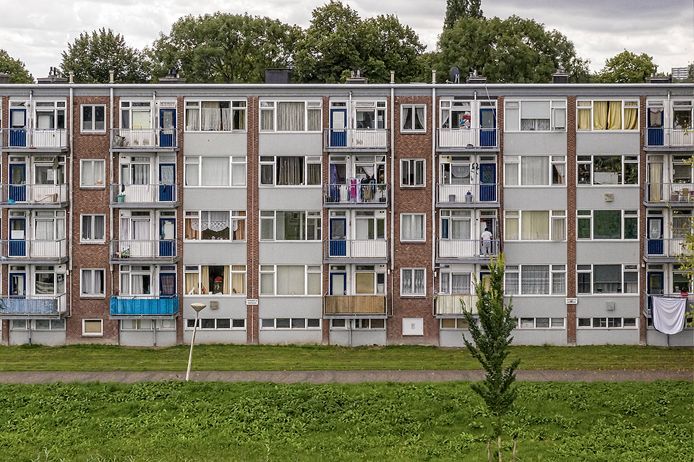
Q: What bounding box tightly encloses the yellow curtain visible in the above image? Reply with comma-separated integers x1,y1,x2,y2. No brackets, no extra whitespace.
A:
577,108,591,130
593,101,608,130
201,266,210,294
649,162,663,202
355,273,374,294
608,101,622,130
232,266,246,294
185,273,199,295
624,107,638,130
185,218,198,240
223,266,230,294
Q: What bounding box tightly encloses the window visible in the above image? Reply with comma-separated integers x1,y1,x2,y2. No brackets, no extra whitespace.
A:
672,155,693,183
353,101,386,129
516,317,565,329
260,101,321,132
259,265,321,296
80,160,105,188
260,318,321,330
81,105,106,133
81,269,105,297
354,211,386,240
440,210,471,240
505,265,565,295
577,100,639,131
577,264,638,294
578,155,638,185
82,319,103,337
439,272,471,294
505,100,566,131
401,159,425,187
34,100,66,130
577,210,638,240
401,214,425,241
119,265,153,296
34,210,65,241
184,156,246,187
120,101,152,130
505,210,564,241
260,211,321,241
353,318,386,330
80,215,105,242
401,268,426,296
185,318,246,330
401,105,426,132
184,265,246,295
185,100,246,131
577,317,638,328
440,100,471,129
33,319,66,331
260,156,321,186
184,211,246,241
34,266,65,296
439,318,471,330
504,156,566,186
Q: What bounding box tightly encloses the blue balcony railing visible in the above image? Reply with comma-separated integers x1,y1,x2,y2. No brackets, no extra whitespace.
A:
0,297,61,316
109,296,178,316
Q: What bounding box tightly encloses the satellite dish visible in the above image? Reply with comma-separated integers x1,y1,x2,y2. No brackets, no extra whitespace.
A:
449,67,461,84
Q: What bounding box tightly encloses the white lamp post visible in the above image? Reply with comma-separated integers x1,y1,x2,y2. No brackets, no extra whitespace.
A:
185,303,206,381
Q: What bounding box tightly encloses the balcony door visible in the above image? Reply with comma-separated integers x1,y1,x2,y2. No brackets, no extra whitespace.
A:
120,157,152,203
647,106,664,146
9,162,26,202
9,216,26,257
330,107,347,147
647,216,664,255
329,272,347,295
160,271,177,297
159,218,176,257
9,108,27,147
159,108,176,147
9,271,26,298
479,163,497,202
479,107,496,147
329,217,347,257
159,163,175,202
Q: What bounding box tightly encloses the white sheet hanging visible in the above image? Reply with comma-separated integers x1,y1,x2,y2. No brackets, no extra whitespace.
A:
652,296,687,335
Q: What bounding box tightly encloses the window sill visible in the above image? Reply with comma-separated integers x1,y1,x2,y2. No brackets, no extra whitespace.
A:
81,333,103,338
80,186,106,190
80,131,107,136
80,241,106,245
80,295,106,299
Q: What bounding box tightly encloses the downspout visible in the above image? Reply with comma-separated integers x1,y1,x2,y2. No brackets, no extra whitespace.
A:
109,83,115,342
68,85,74,319
28,90,33,147
389,73,395,318
431,72,437,328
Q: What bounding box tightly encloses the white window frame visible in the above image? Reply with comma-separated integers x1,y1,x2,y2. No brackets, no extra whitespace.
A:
80,214,106,243
401,268,426,297
516,317,566,329
80,104,106,133
504,265,565,296
185,318,246,330
576,99,639,132
79,159,105,188
577,155,639,186
577,264,639,295
183,156,246,188
184,99,247,132
400,159,426,187
259,100,322,133
577,317,638,329
505,210,565,241
183,265,246,296
400,213,426,242
183,210,246,242
259,265,322,297
577,210,639,240
80,268,105,298
32,319,66,331
400,104,427,133
504,155,566,187
259,210,322,241
260,318,322,330
504,99,567,132
259,155,322,187
82,319,103,337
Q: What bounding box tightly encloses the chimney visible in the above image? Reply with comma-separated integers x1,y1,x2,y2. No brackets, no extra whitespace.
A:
109,70,115,83
466,70,486,84
264,68,292,84
390,71,395,84
552,68,569,84
0,73,10,84
159,67,185,84
37,67,68,84
649,75,672,84
69,72,74,84
346,70,368,84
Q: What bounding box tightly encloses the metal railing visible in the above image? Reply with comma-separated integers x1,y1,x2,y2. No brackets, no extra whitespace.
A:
325,239,388,259
0,184,68,205
111,128,177,149
646,128,694,147
110,184,177,205
323,129,389,150
646,183,694,204
437,183,498,204
1,128,69,149
0,239,68,260
324,183,389,205
110,296,179,316
110,240,177,261
434,293,478,316
323,295,387,316
438,239,500,259
0,294,66,316
437,127,498,149
645,238,688,258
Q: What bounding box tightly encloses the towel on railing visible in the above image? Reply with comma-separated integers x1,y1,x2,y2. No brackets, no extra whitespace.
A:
652,296,687,335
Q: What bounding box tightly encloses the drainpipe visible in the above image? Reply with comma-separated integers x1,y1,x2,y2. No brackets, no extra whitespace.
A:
28,90,33,147
68,85,74,318
431,72,437,328
109,83,115,323
389,76,395,321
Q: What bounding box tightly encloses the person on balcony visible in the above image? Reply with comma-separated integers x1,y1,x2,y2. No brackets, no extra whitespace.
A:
481,226,493,256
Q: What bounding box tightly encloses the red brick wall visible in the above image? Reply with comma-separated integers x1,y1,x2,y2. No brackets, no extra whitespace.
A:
566,96,577,345
246,96,260,344
638,95,647,345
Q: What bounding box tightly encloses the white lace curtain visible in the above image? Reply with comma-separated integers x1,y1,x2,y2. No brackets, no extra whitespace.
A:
278,102,305,131
521,265,549,294
189,212,229,232
201,102,232,131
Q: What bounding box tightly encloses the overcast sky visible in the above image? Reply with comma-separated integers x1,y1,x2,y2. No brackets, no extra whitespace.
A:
2,0,692,79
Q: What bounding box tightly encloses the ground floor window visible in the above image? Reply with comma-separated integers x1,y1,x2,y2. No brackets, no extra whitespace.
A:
185,318,245,330
260,318,321,330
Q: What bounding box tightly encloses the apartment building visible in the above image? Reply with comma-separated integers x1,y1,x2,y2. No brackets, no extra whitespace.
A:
0,74,692,347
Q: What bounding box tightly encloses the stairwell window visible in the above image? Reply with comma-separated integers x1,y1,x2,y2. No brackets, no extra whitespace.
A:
400,213,425,241
80,159,105,188
80,269,105,298
401,105,426,132
400,159,425,187
80,105,106,133
80,215,105,243
401,268,426,296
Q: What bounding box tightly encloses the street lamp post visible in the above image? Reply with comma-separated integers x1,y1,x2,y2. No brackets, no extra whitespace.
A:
185,303,206,381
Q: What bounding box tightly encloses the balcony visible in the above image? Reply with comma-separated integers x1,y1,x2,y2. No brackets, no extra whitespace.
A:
436,184,498,207
645,183,694,206
437,128,498,151
645,238,687,260
110,184,177,207
438,239,500,263
646,128,694,150
646,294,694,317
323,295,387,317
0,239,68,263
0,295,66,317
325,239,388,263
109,240,178,263
323,129,389,151
110,296,178,317
0,184,68,207
324,183,389,207
111,128,177,151
1,128,68,151
434,293,478,316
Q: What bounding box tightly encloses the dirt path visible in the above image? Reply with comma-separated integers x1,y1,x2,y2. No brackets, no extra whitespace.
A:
0,369,690,384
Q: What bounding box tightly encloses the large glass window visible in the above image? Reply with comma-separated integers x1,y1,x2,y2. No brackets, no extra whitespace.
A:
185,100,246,131
259,211,321,241
401,214,425,241
577,100,638,131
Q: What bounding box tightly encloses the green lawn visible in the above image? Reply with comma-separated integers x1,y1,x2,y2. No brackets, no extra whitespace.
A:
0,344,691,372
0,381,691,461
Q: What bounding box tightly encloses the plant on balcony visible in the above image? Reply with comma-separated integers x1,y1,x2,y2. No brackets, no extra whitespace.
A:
462,254,519,461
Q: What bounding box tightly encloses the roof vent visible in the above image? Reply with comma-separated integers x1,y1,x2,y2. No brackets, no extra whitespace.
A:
37,67,68,84
265,68,292,84
159,67,185,84
346,69,368,84
466,69,486,84
552,68,569,84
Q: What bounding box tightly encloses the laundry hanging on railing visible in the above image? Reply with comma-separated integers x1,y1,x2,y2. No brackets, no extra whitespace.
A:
652,296,687,335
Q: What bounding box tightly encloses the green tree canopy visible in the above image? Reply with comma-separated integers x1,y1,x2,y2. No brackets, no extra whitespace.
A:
0,49,33,83
437,15,590,83
60,28,150,83
294,1,426,83
150,13,303,83
444,0,483,29
595,50,658,83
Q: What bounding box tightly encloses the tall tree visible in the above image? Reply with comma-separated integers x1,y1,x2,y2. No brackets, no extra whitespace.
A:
437,15,590,83
0,49,33,83
60,28,150,83
150,13,302,83
595,50,657,83
462,255,519,459
444,0,483,29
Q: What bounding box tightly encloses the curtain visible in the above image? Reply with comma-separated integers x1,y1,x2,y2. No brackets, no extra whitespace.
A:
232,267,245,294
355,273,374,294
552,163,566,185
414,107,425,130
261,109,274,130
451,218,471,239
35,220,53,240
552,272,566,294
202,212,229,232
403,108,413,130
161,220,175,240
552,217,565,241
402,270,413,294
505,216,519,240
521,211,549,240
185,272,199,294
277,157,303,185
185,161,199,186
93,216,104,240
133,220,150,240
202,158,229,186
35,274,54,294
521,157,549,185
577,108,591,130
232,160,246,186
451,165,470,185
201,266,210,294
131,164,149,185
307,108,321,131
132,275,144,294
185,108,200,131
440,111,450,129
624,107,637,130
648,108,663,128
607,101,622,130
221,108,232,131
521,265,549,294
451,274,470,294
277,103,304,131
132,111,151,130
223,266,230,294
649,162,663,202
185,216,199,240
593,102,608,130
505,162,519,186
277,266,305,295
201,102,221,131
233,216,246,241
403,215,423,240
505,272,519,295
307,164,321,185
161,274,175,296
414,270,425,294
594,265,621,293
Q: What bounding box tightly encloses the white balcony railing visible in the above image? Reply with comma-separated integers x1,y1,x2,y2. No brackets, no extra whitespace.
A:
111,128,177,149
437,128,498,149
0,239,68,260
2,128,69,149
324,183,389,205
324,129,389,150
110,240,177,261
437,183,498,204
1,184,68,205
110,184,177,204
435,294,478,315
438,239,500,259
646,183,694,203
326,239,388,259
646,128,694,147
646,238,688,258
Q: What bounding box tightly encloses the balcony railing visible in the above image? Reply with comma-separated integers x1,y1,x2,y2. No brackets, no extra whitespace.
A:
645,238,687,258
437,183,498,205
0,184,68,206
438,239,500,259
323,295,387,316
0,295,66,317
435,294,478,316
437,128,498,150
646,128,694,148
324,129,389,150
1,128,69,150
111,128,177,149
109,240,178,262
324,183,389,206
110,296,179,316
0,239,68,260
110,184,177,205
325,239,388,260
646,183,694,204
